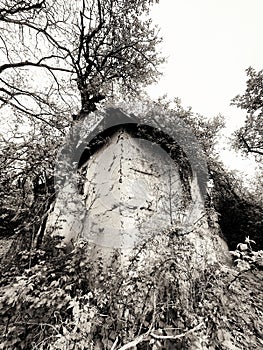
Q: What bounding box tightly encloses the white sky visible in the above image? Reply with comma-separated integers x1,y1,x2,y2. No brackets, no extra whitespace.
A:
147,0,263,176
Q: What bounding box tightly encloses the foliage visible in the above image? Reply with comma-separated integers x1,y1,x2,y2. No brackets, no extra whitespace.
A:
0,230,262,350
231,67,263,159
209,159,263,250
0,119,58,240
230,236,263,271
115,96,225,157
249,169,263,207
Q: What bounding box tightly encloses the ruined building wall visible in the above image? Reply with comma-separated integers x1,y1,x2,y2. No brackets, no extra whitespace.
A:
44,119,230,266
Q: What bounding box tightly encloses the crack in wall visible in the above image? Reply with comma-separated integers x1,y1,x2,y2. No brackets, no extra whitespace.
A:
46,130,201,250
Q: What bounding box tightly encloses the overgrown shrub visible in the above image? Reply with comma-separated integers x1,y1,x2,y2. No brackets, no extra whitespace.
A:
0,230,262,349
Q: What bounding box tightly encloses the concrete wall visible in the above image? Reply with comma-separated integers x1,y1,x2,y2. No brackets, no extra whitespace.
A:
81,129,185,249
44,118,230,266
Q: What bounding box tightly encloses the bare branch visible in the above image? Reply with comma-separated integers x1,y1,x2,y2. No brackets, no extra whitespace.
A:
0,60,73,74
0,0,46,18
117,322,204,350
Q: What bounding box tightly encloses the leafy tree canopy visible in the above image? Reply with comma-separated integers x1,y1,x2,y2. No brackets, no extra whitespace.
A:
231,67,263,160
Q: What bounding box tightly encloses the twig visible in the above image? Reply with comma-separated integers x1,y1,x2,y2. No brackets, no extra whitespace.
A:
150,322,204,340
116,332,150,350
117,322,204,350
110,336,119,350
117,292,157,350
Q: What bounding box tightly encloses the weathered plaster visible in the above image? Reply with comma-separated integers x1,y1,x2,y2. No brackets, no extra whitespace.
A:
82,129,183,248
44,109,230,266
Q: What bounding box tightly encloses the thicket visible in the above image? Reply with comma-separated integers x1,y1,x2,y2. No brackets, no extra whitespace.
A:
1,230,262,350
209,161,263,250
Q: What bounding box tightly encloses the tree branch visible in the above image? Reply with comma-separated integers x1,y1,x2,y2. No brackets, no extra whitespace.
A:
240,135,263,156
117,323,204,350
0,0,45,18
150,322,204,340
0,60,73,74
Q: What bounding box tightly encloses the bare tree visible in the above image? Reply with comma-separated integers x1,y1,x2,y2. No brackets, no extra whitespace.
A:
0,0,163,124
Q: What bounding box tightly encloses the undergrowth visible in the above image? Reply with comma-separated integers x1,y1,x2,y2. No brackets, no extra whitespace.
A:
0,231,262,350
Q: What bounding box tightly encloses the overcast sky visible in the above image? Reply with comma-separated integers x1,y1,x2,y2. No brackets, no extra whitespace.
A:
146,0,263,176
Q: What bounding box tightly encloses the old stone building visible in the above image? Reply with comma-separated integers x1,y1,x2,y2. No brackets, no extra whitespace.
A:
43,108,229,266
